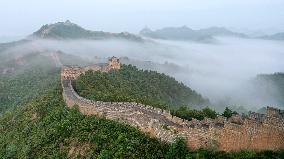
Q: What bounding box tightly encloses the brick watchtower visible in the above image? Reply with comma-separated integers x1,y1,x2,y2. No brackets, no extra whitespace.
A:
266,106,283,118
107,56,121,70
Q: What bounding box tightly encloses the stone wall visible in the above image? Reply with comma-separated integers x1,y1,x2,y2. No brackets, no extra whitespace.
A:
62,79,180,143
61,63,284,151
219,119,284,151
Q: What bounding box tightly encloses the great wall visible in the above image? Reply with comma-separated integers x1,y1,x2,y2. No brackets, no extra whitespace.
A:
61,57,284,151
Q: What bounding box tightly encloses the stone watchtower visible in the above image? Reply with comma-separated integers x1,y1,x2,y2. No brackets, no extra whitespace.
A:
266,106,284,118
107,56,121,70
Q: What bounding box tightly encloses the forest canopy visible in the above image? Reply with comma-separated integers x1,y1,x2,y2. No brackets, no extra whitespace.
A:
74,64,210,110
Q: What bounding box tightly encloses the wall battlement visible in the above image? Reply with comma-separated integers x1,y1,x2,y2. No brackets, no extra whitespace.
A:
61,56,121,80
61,57,284,151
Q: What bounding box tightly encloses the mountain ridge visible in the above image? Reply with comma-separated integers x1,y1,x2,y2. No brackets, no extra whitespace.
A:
31,20,144,41
261,32,284,40
140,26,247,42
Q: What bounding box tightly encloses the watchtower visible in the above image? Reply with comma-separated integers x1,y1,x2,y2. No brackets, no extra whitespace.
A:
107,56,121,70
266,106,282,118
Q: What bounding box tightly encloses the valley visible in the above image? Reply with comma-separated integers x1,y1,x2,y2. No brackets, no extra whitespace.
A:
0,19,284,158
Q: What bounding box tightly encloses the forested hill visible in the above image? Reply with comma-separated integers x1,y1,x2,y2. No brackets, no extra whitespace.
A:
0,86,174,158
74,64,210,109
1,70,283,158
0,51,89,114
31,20,143,42
0,53,59,113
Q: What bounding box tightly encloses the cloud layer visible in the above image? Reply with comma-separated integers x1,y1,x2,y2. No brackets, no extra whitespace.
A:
3,37,284,110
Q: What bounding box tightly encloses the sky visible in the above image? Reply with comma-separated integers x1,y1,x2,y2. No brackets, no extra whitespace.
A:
0,0,284,37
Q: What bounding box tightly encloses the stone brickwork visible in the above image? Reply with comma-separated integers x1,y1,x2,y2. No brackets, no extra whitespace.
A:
61,57,284,151
107,56,121,70
61,56,121,80
62,79,180,143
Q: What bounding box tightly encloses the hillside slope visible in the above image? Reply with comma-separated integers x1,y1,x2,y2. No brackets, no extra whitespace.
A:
0,53,59,113
0,51,88,114
32,20,143,42
74,64,210,109
0,86,174,158
1,77,283,158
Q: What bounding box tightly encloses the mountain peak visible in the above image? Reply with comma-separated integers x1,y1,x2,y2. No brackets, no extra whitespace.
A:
30,21,144,41
56,20,76,26
64,20,72,25
32,21,87,39
140,26,153,35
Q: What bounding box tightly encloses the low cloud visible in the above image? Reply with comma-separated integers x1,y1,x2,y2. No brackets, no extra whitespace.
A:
3,37,284,110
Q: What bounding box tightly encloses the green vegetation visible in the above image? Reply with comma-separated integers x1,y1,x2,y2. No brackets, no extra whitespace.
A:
0,51,89,114
172,106,240,121
0,22,283,158
74,64,209,110
33,21,96,39
222,107,238,118
0,85,169,158
32,21,143,41
0,67,59,113
1,83,283,158
73,64,244,121
0,53,59,113
171,106,218,121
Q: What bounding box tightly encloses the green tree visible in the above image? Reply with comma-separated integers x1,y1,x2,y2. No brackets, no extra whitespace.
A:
222,107,237,118
202,107,218,119
74,64,210,111
165,138,189,159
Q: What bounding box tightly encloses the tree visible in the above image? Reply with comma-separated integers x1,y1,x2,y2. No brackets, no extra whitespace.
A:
165,138,189,159
222,107,237,118
202,107,218,119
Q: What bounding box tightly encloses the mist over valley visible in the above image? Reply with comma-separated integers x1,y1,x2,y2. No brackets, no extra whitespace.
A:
1,1,284,157
1,24,284,111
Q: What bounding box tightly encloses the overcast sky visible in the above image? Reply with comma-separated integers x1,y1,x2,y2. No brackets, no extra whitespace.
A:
1,0,284,37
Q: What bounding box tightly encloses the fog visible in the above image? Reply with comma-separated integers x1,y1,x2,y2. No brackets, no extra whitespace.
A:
3,37,284,110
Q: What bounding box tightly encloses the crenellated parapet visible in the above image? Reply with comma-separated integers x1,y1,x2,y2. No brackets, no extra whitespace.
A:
61,57,284,151
62,79,181,143
61,56,121,81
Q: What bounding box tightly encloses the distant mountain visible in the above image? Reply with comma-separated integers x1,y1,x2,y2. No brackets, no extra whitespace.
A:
0,21,145,54
140,26,247,42
261,32,284,40
198,27,247,38
31,20,143,41
140,26,213,42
